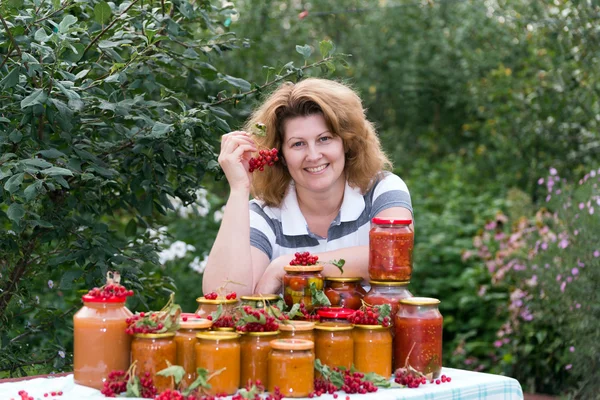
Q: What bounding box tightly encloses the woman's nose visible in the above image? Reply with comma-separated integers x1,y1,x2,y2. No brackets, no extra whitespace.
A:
305,144,322,161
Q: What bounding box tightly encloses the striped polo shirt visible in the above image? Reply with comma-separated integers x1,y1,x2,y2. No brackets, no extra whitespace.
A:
249,172,412,261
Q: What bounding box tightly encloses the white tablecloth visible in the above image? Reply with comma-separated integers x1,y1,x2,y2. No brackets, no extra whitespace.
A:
0,367,523,399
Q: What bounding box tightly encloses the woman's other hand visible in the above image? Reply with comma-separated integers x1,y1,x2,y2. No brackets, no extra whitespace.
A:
254,255,288,294
218,131,257,191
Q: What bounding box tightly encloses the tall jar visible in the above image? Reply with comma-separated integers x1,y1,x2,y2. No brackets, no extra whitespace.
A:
313,323,354,372
278,320,315,342
368,217,414,281
195,331,241,396
353,324,393,377
73,294,132,390
268,339,314,398
394,297,443,377
174,314,212,390
131,333,177,393
323,277,366,310
282,265,324,312
240,331,280,388
195,297,238,319
240,294,281,309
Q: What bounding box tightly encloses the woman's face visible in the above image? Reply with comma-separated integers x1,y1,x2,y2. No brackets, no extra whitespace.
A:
281,113,345,197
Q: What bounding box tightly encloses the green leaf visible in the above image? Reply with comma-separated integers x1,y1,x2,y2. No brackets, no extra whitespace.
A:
22,158,53,169
4,172,24,193
21,89,47,109
5,0,24,9
59,270,84,290
40,167,74,177
329,258,345,273
7,203,25,223
9,130,23,143
125,218,137,236
157,365,185,385
151,122,174,137
58,15,77,34
319,40,333,58
285,303,302,320
34,27,51,43
296,44,313,60
125,375,141,397
309,282,331,307
183,368,212,395
363,371,399,388
1,68,20,89
24,180,44,201
221,74,251,92
38,149,66,159
93,1,112,24
376,303,392,324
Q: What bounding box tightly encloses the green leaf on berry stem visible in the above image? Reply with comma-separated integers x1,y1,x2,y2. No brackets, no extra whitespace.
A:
310,282,331,307
285,303,302,319
364,371,400,388
157,365,185,385
183,368,213,395
329,258,345,274
376,303,392,324
125,375,141,397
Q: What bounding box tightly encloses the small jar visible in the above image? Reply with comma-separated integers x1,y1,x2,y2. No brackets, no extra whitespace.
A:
394,297,443,377
268,339,314,398
73,294,133,390
174,314,212,389
314,323,354,372
323,277,366,310
282,265,324,312
363,280,413,320
240,294,281,309
195,331,241,396
131,333,177,393
353,325,393,377
278,320,315,342
195,297,238,319
240,331,280,388
368,217,414,281
316,307,354,324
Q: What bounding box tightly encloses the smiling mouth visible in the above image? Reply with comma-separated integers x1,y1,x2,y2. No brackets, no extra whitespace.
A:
305,164,329,173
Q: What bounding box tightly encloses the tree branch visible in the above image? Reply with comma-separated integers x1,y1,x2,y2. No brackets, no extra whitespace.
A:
0,13,22,59
33,1,73,24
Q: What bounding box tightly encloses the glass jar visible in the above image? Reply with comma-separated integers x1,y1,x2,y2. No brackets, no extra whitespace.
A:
278,320,315,342
131,333,177,393
323,277,366,310
195,297,238,319
313,323,354,372
240,294,281,309
282,265,324,312
240,331,280,388
394,297,443,378
363,280,413,320
268,339,314,398
316,307,354,324
353,325,393,377
195,331,241,396
174,314,212,390
368,217,414,281
73,295,133,390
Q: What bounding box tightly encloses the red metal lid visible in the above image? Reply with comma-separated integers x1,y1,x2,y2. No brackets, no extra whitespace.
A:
317,307,355,319
371,217,412,225
82,294,128,303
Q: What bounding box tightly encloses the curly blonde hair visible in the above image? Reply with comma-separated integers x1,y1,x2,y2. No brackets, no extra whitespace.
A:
245,78,391,207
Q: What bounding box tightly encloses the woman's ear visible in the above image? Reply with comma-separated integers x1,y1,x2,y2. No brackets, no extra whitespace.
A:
280,155,287,166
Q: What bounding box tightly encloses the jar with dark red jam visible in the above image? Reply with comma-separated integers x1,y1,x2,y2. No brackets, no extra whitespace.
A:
363,280,413,319
369,217,414,281
323,277,366,310
394,297,443,377
282,265,324,312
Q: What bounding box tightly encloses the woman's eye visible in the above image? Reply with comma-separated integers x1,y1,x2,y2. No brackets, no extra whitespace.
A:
319,136,332,142
292,141,303,147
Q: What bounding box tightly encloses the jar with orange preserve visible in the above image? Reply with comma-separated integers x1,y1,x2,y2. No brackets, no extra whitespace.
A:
131,333,177,392
174,314,212,390
240,330,280,388
73,273,134,390
394,297,443,377
282,264,324,312
195,296,238,320
323,277,366,310
316,307,354,324
268,339,315,398
369,217,414,281
353,324,393,377
195,331,241,396
313,323,354,372
278,320,315,342
363,280,413,320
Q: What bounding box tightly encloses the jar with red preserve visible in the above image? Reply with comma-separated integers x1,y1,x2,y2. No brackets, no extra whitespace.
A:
323,277,366,310
353,324,393,377
240,330,280,388
282,265,324,312
369,217,414,281
131,333,177,393
394,297,443,377
316,307,354,324
195,296,238,319
313,323,354,372
73,284,133,390
268,339,315,398
363,280,413,319
195,331,241,396
278,320,315,342
174,314,212,390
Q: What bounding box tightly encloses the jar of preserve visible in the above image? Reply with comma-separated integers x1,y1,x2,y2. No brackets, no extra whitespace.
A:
240,331,279,388
369,217,414,281
174,314,212,389
278,320,315,342
323,277,366,310
316,307,354,324
283,265,324,312
73,294,133,390
353,324,393,377
240,294,281,309
195,296,238,319
131,333,177,393
313,323,354,372
195,331,241,395
394,297,443,377
363,280,413,320
268,339,314,398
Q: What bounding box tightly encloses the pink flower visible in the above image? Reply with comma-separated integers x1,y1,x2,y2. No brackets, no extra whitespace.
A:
569,346,575,352
541,242,548,250
560,281,567,292
558,238,569,249
577,259,585,267
494,340,503,348
594,250,600,258
565,364,572,370
567,277,573,283
576,303,581,309
485,221,497,230
571,267,579,276
579,202,585,210
574,229,579,236
538,178,544,185
549,167,557,176
591,170,597,177
589,207,595,215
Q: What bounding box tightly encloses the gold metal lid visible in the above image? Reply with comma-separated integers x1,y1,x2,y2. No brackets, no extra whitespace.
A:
314,322,354,332
278,320,316,332
245,330,280,337
324,277,362,283
196,297,239,305
353,324,390,330
179,316,212,330
196,331,240,341
283,265,324,272
399,297,440,306
369,280,410,286
269,338,314,350
240,294,280,301
134,332,176,339
215,327,235,332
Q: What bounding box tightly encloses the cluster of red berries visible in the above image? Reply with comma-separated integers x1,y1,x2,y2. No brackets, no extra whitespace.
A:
208,314,235,328
102,370,157,398
236,306,280,332
312,369,377,397
203,292,219,300
248,148,279,173
347,306,391,327
13,390,62,400
125,312,165,335
86,283,134,299
289,251,318,266
154,389,195,400
394,370,451,388
299,303,319,321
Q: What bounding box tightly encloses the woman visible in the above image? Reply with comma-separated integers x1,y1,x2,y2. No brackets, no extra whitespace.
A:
203,78,412,295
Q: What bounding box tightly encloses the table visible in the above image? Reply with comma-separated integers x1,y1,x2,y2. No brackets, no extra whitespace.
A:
0,367,523,399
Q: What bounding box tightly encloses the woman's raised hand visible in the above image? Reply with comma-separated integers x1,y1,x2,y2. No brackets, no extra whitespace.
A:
218,131,257,191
